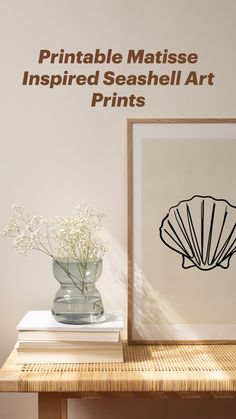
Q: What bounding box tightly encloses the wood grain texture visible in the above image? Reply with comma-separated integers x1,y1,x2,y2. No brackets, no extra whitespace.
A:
127,119,134,344
2,344,236,395
38,393,67,419
127,118,236,124
127,118,236,344
0,349,22,391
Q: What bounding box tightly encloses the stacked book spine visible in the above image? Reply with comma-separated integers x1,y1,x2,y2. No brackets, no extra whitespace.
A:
15,311,124,364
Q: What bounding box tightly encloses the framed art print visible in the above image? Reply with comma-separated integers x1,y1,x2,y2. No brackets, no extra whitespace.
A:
128,118,236,344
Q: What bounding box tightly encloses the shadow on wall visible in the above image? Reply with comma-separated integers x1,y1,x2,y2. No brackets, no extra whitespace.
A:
97,230,127,337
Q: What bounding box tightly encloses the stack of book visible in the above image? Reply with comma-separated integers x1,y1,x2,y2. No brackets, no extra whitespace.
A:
15,311,123,364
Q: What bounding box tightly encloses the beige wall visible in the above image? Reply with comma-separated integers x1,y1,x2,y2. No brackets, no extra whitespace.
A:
0,0,236,417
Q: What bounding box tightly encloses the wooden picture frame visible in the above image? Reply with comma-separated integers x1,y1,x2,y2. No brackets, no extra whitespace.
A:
128,118,236,344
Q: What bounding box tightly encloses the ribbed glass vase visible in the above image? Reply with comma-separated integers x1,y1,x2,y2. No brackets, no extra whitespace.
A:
52,258,104,324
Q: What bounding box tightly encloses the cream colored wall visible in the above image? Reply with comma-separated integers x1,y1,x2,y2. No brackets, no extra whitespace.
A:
0,0,236,418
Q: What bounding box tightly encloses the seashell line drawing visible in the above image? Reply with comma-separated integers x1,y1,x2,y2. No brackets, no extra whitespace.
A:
159,195,236,271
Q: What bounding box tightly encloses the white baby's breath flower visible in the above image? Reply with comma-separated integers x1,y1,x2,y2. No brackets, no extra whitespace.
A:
0,203,108,263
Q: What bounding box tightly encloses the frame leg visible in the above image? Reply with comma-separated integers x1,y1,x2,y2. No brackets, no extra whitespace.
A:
38,393,68,419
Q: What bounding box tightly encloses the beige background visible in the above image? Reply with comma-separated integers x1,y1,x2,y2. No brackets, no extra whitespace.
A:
141,138,236,325
0,0,236,418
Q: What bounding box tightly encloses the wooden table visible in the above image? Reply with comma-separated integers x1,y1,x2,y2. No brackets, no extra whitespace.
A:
1,343,236,419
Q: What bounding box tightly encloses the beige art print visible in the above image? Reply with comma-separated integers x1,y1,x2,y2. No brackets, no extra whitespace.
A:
128,119,236,343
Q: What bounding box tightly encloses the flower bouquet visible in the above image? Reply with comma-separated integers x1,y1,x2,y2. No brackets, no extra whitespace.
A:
1,203,107,324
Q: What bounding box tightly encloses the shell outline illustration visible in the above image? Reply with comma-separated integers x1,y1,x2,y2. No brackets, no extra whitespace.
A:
159,195,236,271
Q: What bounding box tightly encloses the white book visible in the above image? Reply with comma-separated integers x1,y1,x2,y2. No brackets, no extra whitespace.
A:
16,351,124,364
17,330,120,342
15,342,124,364
17,311,123,332
16,337,122,350
16,345,122,353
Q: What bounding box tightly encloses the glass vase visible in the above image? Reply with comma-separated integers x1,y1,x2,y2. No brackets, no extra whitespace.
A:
52,258,104,324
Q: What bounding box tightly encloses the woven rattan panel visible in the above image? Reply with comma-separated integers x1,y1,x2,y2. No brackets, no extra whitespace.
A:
19,344,236,392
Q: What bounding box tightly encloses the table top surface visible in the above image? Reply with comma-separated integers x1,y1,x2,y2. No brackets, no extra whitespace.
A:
1,343,236,394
